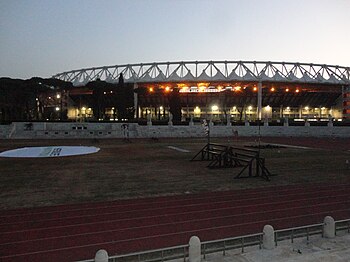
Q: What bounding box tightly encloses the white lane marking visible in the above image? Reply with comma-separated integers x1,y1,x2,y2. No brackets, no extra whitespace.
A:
167,146,190,153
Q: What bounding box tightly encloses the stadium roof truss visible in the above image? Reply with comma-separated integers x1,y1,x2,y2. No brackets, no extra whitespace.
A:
53,61,350,87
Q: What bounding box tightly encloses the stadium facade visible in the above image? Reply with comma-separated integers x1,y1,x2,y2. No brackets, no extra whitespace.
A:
53,61,350,122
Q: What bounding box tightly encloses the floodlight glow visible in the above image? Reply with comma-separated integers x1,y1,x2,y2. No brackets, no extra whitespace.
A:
248,106,253,110
211,105,219,111
194,106,201,114
55,107,60,111
56,94,61,99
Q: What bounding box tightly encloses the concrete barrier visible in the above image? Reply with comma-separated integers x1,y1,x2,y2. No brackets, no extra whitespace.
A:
323,216,335,238
263,225,275,250
1,122,350,139
189,236,201,262
94,249,108,262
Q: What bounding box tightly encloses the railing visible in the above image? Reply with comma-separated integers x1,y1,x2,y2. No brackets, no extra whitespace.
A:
77,218,350,262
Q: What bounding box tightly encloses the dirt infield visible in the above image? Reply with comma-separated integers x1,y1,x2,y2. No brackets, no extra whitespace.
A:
0,137,349,210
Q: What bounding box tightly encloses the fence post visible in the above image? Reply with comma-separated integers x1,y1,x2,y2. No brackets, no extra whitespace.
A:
263,225,275,250
94,249,108,262
323,216,335,238
189,236,201,262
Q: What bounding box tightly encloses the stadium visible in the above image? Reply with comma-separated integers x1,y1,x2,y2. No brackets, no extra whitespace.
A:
1,61,350,262
53,60,350,122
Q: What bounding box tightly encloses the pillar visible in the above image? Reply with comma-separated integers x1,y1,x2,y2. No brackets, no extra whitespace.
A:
257,82,262,120
323,216,335,238
168,112,173,126
263,225,275,250
189,236,201,262
133,83,138,119
94,249,108,262
343,86,350,120
227,114,232,126
189,115,194,126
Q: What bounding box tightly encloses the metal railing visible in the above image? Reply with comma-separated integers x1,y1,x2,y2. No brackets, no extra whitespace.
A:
77,218,350,262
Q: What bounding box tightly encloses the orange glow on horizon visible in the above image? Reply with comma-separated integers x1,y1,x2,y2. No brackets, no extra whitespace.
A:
198,86,206,92
197,82,210,87
165,86,171,92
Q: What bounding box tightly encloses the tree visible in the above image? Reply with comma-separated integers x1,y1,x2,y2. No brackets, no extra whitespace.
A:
168,87,182,121
87,79,107,120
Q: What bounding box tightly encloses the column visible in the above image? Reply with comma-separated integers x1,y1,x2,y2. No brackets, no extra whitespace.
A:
133,83,138,119
323,216,335,238
263,225,275,249
343,85,350,120
189,236,201,262
257,82,262,120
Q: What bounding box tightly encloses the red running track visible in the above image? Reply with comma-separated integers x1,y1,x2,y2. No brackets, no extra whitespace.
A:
1,183,350,262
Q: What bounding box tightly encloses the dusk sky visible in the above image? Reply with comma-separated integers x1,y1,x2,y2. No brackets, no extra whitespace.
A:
1,0,349,79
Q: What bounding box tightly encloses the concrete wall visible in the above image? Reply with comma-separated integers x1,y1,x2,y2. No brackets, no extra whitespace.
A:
0,122,349,139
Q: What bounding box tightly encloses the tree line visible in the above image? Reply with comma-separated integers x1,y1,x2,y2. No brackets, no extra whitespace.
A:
0,74,182,123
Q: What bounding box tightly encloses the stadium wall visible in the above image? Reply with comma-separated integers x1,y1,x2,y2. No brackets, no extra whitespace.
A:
0,122,349,139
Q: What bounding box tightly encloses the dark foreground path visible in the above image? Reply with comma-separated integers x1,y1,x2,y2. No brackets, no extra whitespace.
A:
1,183,350,261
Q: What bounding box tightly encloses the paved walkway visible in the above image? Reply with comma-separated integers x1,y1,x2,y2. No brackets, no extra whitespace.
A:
185,232,350,262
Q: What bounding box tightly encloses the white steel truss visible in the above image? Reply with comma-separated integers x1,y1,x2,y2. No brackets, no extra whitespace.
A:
52,61,350,86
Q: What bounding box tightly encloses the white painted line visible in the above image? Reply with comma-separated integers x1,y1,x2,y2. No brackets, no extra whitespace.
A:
268,143,310,149
167,146,190,153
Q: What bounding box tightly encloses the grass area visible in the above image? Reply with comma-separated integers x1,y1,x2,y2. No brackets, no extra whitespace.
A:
0,137,349,209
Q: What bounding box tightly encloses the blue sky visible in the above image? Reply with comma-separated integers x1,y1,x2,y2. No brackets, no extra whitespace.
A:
1,0,349,79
